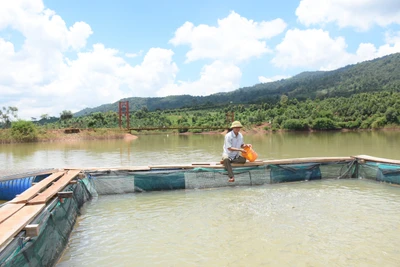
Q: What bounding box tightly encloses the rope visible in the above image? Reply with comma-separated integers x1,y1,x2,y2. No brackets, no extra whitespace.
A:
338,160,357,179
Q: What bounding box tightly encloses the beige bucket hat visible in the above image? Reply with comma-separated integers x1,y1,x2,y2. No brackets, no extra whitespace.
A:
230,121,243,128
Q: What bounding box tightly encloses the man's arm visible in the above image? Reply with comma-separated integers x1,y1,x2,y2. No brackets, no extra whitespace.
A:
228,145,245,153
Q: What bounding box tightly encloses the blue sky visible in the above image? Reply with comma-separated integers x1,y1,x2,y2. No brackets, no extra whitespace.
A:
1,0,400,119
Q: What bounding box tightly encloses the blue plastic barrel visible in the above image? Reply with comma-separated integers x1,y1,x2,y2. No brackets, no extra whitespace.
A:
0,176,35,200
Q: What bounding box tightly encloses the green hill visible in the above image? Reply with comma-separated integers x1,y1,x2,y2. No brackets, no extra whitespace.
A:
75,52,400,116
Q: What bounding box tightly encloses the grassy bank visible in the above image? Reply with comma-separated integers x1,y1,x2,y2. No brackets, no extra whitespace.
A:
0,128,130,144
3,123,400,144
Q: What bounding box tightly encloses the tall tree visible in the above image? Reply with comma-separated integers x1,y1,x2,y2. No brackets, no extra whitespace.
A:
40,114,50,120
60,110,73,121
0,106,18,128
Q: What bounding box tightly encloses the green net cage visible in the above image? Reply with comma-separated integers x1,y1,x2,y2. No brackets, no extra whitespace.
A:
0,177,95,267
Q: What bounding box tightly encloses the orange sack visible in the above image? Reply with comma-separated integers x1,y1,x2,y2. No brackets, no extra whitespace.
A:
241,145,258,162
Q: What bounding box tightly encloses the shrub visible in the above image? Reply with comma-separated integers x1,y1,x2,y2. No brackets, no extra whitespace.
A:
347,119,361,129
281,119,309,130
311,118,337,130
371,117,387,129
338,120,361,129
359,116,376,129
178,122,190,133
270,122,280,130
11,120,38,141
385,107,399,123
273,115,285,126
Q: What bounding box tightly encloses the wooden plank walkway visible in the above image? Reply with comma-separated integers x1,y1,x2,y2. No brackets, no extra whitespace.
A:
10,171,66,204
184,158,352,169
0,204,45,250
28,170,81,205
68,166,151,171
0,169,82,251
0,203,25,224
263,157,353,165
352,155,400,165
68,157,353,173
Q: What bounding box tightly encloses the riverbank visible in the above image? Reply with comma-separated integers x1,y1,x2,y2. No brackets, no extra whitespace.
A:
2,123,400,144
0,125,265,144
0,128,138,144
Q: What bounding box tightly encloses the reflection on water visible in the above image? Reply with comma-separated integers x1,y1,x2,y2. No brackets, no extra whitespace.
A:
1,131,400,171
57,179,400,267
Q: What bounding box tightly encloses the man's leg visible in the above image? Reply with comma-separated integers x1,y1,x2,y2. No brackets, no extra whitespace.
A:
231,156,246,164
222,157,235,182
229,156,246,182
223,156,246,182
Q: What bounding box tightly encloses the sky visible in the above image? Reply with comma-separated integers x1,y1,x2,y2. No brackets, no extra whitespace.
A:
1,0,400,120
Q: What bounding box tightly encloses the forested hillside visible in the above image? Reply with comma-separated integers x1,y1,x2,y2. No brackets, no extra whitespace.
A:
75,53,400,116
6,51,395,141
38,90,399,133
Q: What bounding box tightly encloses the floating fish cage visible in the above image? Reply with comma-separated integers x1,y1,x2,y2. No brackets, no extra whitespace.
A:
87,158,355,194
1,155,400,267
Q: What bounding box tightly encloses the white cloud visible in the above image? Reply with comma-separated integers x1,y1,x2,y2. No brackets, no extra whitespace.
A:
2,1,399,121
170,11,287,63
164,11,287,99
272,28,400,71
272,29,350,70
0,0,94,119
8,45,179,119
296,0,400,31
125,50,143,58
0,0,93,91
258,75,291,83
0,1,92,52
0,1,180,119
2,4,275,119
119,48,179,97
0,1,44,30
156,61,241,96
386,31,400,44
68,22,93,50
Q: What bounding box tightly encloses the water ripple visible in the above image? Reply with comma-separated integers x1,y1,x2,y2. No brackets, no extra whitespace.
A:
58,180,400,267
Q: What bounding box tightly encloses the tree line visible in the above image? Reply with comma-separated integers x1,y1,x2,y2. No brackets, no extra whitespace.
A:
74,53,400,116
2,89,400,143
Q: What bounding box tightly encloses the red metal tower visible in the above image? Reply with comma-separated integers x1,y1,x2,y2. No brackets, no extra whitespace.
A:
118,101,130,129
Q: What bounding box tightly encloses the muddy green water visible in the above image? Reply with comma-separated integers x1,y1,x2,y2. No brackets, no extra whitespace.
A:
1,131,400,170
57,180,400,267
1,131,400,266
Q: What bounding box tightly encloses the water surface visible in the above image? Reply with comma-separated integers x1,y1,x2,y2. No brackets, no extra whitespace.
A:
1,131,400,170
2,132,400,266
58,179,400,267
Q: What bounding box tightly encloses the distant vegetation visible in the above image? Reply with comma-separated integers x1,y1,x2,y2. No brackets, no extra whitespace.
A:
2,53,400,142
10,120,38,142
74,53,400,116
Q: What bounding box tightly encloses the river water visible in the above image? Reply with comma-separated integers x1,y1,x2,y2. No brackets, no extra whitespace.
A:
2,131,400,170
58,179,400,267
1,131,400,266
